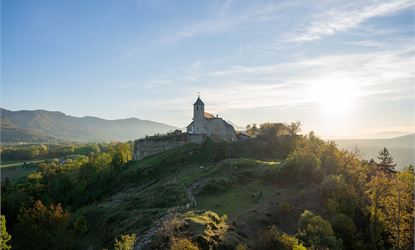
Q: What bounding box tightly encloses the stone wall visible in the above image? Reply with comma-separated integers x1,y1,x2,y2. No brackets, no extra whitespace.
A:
205,118,237,142
133,132,206,160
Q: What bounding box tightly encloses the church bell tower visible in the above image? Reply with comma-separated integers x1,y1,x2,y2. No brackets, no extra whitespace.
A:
193,93,205,133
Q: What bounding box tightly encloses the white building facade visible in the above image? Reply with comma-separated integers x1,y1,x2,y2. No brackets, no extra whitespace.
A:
187,96,237,142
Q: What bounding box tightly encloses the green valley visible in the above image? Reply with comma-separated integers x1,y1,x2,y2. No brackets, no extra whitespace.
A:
1,123,413,249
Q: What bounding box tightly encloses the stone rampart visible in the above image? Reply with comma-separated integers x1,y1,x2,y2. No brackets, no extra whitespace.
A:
133,132,206,160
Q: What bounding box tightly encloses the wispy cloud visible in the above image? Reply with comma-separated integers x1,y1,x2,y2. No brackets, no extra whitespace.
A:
181,47,414,113
343,40,385,48
159,1,295,43
289,0,414,42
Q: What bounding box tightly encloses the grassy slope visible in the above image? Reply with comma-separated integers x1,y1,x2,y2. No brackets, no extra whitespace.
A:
73,143,325,249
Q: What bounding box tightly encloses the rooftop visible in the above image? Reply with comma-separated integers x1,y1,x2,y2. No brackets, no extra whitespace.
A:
194,97,204,105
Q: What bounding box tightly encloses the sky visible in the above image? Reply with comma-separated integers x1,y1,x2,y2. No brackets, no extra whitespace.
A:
2,0,414,138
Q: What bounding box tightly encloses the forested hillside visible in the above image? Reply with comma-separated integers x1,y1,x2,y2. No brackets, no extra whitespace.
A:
1,123,413,250
0,108,177,143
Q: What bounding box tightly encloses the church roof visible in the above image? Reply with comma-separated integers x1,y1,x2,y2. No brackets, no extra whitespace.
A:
204,112,216,119
194,97,204,105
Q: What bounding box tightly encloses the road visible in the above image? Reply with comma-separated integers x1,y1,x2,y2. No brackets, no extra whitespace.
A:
0,159,46,168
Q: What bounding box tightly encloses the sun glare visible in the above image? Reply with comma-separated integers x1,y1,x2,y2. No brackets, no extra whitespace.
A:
309,77,357,116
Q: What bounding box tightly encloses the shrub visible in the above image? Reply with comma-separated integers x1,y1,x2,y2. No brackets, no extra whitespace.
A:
170,238,199,250
14,200,73,250
114,233,136,250
235,243,248,250
298,210,343,250
320,175,358,217
279,202,291,214
73,216,88,234
281,149,323,184
1,215,11,250
331,214,360,249
258,225,306,250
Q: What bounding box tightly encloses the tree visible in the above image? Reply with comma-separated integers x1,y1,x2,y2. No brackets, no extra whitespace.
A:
366,172,390,249
376,147,396,173
365,169,414,249
297,210,343,250
258,122,287,138
111,143,132,167
114,233,136,250
1,215,11,250
320,175,358,217
287,121,301,136
246,123,258,136
257,225,306,250
281,149,323,184
371,169,414,250
331,213,360,249
14,200,72,250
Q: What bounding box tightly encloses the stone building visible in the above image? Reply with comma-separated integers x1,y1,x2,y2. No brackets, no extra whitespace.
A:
133,95,237,160
186,96,237,142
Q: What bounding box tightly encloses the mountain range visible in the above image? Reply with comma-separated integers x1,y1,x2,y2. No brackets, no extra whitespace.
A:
0,108,177,143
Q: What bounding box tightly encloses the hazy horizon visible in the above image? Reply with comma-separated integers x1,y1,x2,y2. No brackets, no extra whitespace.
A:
2,0,414,138
2,106,414,140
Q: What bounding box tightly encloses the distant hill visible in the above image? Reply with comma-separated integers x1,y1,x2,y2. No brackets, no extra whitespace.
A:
0,108,177,143
334,134,415,168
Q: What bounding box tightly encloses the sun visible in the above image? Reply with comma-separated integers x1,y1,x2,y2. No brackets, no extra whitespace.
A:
308,76,357,116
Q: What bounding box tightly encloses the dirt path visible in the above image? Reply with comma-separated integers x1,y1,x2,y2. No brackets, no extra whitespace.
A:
134,178,205,250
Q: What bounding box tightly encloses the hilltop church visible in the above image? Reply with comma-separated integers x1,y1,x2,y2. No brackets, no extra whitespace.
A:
134,96,238,159
186,96,237,142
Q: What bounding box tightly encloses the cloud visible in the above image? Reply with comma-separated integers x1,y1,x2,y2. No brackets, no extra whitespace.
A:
183,47,414,113
158,1,295,43
289,0,414,42
112,47,140,64
343,40,385,48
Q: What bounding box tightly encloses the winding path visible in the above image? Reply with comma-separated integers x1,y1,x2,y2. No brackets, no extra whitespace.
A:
134,178,205,250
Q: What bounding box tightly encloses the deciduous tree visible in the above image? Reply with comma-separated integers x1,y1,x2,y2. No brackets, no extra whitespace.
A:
14,200,72,249
1,215,11,250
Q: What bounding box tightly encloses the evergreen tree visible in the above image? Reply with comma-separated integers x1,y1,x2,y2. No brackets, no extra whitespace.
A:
376,147,396,173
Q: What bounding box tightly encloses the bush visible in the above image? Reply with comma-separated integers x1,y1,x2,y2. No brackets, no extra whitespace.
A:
114,233,136,250
14,200,73,250
1,215,11,250
73,216,88,234
298,210,343,250
235,243,248,250
281,149,323,184
258,225,306,250
320,175,358,217
170,238,199,250
279,202,291,214
331,214,360,249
